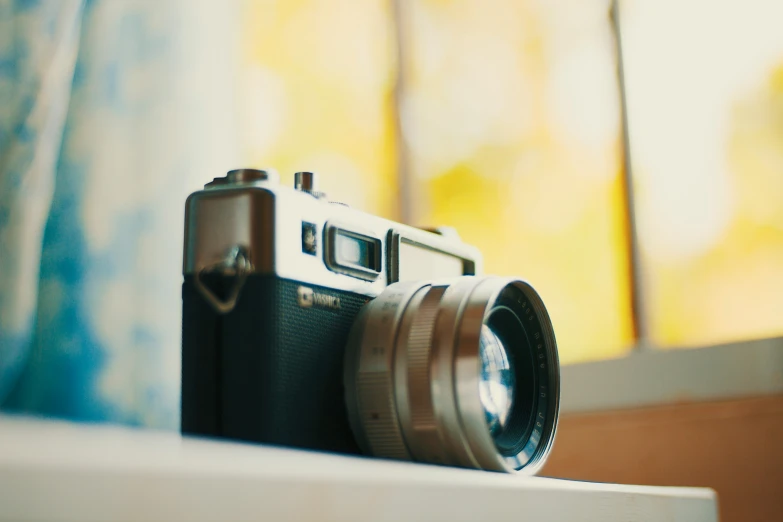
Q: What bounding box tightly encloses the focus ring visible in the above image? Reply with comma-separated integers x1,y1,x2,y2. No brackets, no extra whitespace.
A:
405,287,445,431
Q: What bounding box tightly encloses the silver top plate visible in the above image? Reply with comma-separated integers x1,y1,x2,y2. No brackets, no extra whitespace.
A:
183,171,482,297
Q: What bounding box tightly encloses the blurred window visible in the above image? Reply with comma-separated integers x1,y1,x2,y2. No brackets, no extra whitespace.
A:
239,0,398,219
622,0,783,348
401,0,633,363
240,0,783,363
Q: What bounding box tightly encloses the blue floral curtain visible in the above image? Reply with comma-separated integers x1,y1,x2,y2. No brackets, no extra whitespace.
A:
0,0,240,428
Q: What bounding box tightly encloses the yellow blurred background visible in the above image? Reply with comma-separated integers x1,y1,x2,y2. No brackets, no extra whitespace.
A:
239,0,783,364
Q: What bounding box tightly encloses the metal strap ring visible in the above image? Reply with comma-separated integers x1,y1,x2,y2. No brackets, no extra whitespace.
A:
193,246,252,314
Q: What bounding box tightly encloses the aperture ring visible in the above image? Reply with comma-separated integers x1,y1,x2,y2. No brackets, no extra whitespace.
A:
399,285,447,463
355,370,409,459
348,283,424,460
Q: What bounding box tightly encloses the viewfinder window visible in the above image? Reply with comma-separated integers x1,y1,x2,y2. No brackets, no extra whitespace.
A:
335,231,379,271
325,225,381,281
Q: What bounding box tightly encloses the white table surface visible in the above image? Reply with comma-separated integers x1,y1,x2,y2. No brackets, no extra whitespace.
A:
0,415,718,522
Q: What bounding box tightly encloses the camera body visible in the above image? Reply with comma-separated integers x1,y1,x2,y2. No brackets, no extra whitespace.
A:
181,169,481,453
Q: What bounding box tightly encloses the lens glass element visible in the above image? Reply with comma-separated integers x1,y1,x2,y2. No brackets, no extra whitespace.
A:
483,301,538,458
478,325,516,437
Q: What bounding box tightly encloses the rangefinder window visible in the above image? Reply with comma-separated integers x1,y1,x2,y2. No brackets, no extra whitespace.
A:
387,231,476,283
324,224,381,281
397,240,466,283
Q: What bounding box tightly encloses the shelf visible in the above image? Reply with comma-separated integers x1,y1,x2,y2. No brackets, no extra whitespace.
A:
0,415,718,522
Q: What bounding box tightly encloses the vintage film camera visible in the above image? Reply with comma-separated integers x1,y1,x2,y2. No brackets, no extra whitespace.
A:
181,168,560,473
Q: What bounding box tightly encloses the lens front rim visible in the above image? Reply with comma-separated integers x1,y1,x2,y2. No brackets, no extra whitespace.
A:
451,278,560,473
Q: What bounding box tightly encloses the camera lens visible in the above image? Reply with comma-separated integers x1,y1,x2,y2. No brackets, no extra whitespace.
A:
479,323,516,438
344,277,559,474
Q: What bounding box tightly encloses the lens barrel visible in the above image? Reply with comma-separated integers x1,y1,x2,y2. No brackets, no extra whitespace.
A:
344,276,559,474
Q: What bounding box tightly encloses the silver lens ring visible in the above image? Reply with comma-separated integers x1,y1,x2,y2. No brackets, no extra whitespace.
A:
344,276,560,473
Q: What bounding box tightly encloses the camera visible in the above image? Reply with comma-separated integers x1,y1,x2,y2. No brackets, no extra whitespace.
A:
182,168,560,473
